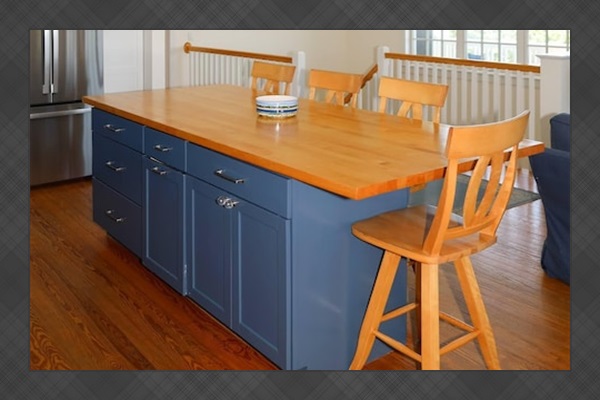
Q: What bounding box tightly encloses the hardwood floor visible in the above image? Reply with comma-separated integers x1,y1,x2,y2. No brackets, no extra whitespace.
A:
30,178,277,370
30,170,570,370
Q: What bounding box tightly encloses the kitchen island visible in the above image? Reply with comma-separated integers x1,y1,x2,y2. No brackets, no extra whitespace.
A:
83,85,544,370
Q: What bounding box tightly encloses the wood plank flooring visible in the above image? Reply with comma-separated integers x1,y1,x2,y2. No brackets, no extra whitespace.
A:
30,169,570,370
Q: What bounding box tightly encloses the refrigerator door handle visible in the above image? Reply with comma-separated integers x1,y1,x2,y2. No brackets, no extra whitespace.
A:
30,107,91,120
42,30,52,95
51,30,59,94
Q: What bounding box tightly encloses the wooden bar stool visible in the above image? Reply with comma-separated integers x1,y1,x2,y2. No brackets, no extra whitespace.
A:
379,76,449,193
378,76,449,124
308,69,363,107
250,61,296,95
349,111,530,370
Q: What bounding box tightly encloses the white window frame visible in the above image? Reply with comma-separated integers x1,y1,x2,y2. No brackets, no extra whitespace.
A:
406,30,569,65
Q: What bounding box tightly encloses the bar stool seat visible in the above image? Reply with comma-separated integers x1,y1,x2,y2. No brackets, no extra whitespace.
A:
349,111,530,370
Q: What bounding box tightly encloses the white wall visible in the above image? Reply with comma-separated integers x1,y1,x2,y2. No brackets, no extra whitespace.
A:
103,30,144,93
143,30,166,90
188,30,349,70
345,30,406,72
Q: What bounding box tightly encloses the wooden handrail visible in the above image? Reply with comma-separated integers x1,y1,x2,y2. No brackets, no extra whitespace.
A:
184,42,293,64
344,63,379,104
385,52,540,73
360,64,379,89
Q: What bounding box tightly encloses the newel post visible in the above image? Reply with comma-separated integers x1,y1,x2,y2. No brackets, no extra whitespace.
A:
291,50,306,98
537,54,570,145
377,45,391,76
372,45,390,111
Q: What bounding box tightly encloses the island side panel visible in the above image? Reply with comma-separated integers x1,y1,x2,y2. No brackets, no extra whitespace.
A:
290,180,409,370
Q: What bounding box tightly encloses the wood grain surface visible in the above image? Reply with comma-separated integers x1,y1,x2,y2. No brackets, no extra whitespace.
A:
83,85,544,200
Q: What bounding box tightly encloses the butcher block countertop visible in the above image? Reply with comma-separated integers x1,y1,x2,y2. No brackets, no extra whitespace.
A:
83,85,544,200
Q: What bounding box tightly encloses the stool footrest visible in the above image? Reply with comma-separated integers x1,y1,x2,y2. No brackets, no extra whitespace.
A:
440,331,480,356
381,302,417,322
439,312,475,332
375,308,480,362
374,330,422,362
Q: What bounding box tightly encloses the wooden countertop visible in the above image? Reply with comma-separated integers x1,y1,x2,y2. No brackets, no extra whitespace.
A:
83,85,544,200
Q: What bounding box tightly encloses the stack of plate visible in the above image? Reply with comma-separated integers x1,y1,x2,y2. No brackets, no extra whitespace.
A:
256,95,298,118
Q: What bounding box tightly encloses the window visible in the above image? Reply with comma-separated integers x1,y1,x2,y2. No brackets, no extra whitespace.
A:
465,30,517,62
408,30,570,65
527,30,571,64
413,30,457,58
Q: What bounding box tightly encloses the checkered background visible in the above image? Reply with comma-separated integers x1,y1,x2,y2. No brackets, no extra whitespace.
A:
1,0,595,398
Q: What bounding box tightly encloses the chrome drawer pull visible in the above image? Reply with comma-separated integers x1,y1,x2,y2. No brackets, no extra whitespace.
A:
105,161,126,172
103,124,125,133
214,169,245,184
105,209,126,223
151,166,168,176
153,144,173,152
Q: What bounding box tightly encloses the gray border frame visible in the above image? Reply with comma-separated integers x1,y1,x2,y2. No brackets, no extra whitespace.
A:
2,0,595,398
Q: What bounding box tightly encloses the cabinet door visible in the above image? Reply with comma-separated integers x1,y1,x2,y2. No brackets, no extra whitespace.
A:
231,201,290,368
142,157,186,294
185,176,231,325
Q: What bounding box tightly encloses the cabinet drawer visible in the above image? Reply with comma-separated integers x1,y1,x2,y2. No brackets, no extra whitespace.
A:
92,109,143,152
186,143,291,218
93,178,142,257
144,128,186,171
93,134,142,205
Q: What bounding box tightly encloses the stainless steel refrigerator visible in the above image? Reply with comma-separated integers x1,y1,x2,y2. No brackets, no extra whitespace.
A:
30,30,104,186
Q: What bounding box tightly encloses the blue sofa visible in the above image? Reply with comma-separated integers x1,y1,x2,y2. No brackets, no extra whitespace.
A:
529,113,570,284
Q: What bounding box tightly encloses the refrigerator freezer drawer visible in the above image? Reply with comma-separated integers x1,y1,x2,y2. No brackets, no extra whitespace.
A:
30,105,92,185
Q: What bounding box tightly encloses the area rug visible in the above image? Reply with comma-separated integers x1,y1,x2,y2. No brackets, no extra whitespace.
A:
408,174,541,213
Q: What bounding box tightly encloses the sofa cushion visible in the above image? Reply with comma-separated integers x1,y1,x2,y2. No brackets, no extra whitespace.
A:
529,148,570,284
529,112,570,285
550,113,570,152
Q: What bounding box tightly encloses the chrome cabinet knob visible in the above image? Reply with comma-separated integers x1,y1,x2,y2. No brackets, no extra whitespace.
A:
216,196,230,206
223,199,239,209
216,196,239,209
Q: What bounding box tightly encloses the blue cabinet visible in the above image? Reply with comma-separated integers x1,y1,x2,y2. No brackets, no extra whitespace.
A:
92,178,142,256
231,198,290,367
186,173,290,368
144,127,186,171
93,108,143,152
92,109,143,258
186,176,232,325
91,109,408,370
142,156,186,294
141,127,187,293
93,134,142,204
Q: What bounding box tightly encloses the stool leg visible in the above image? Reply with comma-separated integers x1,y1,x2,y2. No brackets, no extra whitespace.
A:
349,251,401,370
454,256,500,369
412,261,422,356
419,263,440,370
